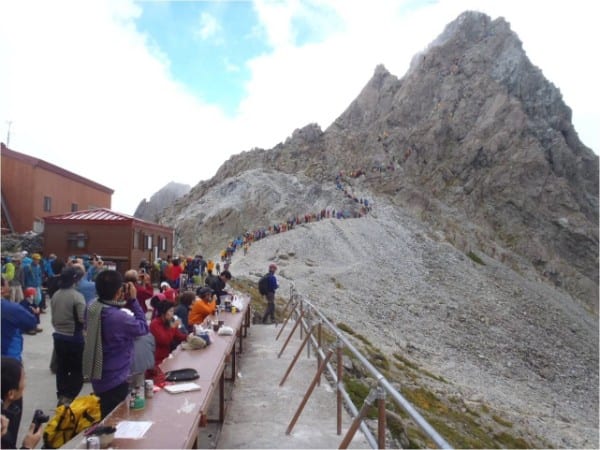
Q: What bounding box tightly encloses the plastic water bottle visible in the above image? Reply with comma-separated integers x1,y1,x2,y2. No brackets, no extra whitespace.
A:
86,436,100,449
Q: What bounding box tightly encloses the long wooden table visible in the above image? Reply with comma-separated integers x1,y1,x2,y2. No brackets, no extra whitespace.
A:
63,294,251,449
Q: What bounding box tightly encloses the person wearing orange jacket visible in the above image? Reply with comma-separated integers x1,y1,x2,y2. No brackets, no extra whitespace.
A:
188,287,216,326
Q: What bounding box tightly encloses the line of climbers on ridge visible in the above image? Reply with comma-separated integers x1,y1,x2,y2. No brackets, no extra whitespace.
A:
212,169,376,267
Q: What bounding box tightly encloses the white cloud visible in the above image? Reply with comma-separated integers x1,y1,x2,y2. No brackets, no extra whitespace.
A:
223,57,241,73
197,11,222,41
0,0,233,214
241,0,599,151
0,0,597,217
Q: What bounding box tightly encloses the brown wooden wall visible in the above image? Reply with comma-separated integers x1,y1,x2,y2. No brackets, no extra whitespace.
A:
44,222,172,275
1,153,112,233
1,155,35,233
32,166,111,219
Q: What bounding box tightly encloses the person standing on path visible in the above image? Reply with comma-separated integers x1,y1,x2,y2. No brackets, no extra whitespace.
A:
83,270,149,419
50,266,86,406
1,276,38,450
7,256,24,303
262,264,279,324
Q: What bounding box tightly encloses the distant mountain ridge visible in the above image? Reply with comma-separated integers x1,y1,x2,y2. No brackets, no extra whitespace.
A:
134,181,190,222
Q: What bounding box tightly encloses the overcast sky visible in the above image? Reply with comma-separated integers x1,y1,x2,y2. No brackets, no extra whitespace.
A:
1,0,598,215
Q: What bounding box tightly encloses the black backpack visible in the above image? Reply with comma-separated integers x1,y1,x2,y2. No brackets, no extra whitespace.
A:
258,273,270,295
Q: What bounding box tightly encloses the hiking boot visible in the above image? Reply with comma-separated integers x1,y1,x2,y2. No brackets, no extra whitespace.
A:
36,326,43,333
26,329,37,335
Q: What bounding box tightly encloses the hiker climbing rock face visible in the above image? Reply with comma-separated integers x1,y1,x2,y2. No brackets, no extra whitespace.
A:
260,264,279,324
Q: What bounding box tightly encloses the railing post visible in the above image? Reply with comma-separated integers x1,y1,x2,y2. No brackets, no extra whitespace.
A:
306,311,312,359
299,299,304,340
338,388,376,449
377,386,386,449
286,349,334,435
276,299,298,341
280,326,313,386
278,310,305,358
337,338,343,435
317,319,322,386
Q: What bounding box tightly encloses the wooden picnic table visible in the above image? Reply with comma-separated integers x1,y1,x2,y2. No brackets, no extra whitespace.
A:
62,294,251,449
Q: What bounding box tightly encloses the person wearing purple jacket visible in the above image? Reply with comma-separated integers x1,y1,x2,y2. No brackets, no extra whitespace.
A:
82,270,149,418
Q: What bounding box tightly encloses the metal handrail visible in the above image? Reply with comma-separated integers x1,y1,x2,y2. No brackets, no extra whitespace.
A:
285,285,452,449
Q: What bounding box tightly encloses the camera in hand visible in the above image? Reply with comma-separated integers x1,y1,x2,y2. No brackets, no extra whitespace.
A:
32,409,49,432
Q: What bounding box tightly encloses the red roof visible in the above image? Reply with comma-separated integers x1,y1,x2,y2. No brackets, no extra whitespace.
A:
44,208,173,233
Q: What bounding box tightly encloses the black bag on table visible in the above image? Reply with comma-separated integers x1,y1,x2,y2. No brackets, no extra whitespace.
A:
164,368,199,382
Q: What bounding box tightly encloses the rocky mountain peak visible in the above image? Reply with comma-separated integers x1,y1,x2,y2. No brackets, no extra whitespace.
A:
134,181,190,222
157,13,598,446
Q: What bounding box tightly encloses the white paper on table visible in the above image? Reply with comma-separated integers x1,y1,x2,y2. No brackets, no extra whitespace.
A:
115,421,153,439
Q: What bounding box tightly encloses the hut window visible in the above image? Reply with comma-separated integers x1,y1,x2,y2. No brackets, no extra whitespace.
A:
67,232,88,250
43,196,52,212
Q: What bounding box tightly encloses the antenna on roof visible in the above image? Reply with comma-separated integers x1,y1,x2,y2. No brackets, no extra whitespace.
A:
5,120,12,146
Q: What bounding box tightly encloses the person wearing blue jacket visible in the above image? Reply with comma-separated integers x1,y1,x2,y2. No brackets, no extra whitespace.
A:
1,276,37,361
23,253,43,307
1,276,38,450
261,264,279,324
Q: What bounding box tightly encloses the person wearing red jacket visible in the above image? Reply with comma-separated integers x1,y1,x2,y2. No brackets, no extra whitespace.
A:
149,300,188,366
168,258,183,289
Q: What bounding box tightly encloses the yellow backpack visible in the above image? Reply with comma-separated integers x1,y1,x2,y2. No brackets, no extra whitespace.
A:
43,394,101,449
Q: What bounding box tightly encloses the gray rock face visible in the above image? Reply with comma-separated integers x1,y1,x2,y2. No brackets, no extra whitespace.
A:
134,181,190,222
231,202,598,449
171,11,598,310
159,11,598,447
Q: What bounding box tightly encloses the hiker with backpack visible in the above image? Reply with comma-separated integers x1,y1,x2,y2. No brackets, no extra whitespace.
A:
259,264,279,324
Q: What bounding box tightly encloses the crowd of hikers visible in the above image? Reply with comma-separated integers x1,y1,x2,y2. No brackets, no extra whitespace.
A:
1,250,237,449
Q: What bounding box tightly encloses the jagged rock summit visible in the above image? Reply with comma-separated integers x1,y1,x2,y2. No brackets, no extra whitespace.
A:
165,10,598,311
134,181,190,222
160,11,598,447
